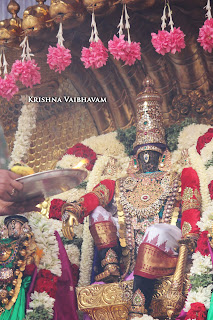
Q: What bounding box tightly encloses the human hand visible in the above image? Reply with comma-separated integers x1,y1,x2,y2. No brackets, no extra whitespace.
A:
0,170,23,202
62,211,79,240
0,196,45,216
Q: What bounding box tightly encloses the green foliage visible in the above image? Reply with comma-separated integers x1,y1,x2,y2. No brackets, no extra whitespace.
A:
190,273,212,291
61,235,83,251
24,307,52,320
165,118,198,151
76,180,88,189
205,153,213,169
116,126,136,156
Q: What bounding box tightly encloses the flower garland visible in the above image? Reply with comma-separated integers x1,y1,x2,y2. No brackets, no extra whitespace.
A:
197,0,213,53
171,124,213,319
9,98,38,168
151,0,185,55
47,22,72,73
11,36,41,88
108,4,141,66
81,10,108,69
0,48,19,101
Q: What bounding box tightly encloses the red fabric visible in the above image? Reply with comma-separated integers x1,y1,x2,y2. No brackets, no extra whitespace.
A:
79,179,115,223
196,128,213,155
181,167,201,236
185,302,207,320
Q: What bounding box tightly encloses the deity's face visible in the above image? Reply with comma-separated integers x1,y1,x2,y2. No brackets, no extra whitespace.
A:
8,221,22,239
138,150,161,173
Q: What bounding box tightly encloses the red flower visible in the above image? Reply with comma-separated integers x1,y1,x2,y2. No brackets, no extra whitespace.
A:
65,143,97,171
208,180,213,200
196,128,213,154
24,263,36,276
195,231,210,256
185,302,207,320
34,269,58,298
49,199,66,220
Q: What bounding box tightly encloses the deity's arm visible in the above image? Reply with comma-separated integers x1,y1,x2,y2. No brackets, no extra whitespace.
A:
180,167,201,240
62,179,115,223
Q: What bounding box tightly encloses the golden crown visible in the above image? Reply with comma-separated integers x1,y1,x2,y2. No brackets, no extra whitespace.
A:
133,77,166,156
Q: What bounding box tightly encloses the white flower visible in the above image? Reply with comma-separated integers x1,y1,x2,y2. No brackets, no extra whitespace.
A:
190,252,212,275
9,102,38,167
28,291,55,316
184,284,213,312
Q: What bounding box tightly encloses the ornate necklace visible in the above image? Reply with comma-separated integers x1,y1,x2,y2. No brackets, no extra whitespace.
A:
119,171,172,219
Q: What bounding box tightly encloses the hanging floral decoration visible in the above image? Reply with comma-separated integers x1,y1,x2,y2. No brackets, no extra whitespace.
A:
47,22,72,73
151,0,185,55
11,36,41,88
0,49,18,101
198,0,213,53
108,4,141,66
81,10,108,69
9,96,38,168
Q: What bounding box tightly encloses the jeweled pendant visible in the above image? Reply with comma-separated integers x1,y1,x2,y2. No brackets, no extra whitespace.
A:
143,152,149,163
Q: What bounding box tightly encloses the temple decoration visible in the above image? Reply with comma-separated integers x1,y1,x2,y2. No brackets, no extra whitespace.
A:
0,0,22,47
0,49,18,101
80,9,108,69
11,35,41,88
108,4,141,66
197,0,213,53
169,90,213,125
22,0,53,36
49,0,86,27
47,22,72,73
151,0,185,55
9,97,38,168
82,0,117,15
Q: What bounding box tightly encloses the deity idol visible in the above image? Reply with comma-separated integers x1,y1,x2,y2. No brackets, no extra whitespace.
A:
61,77,195,317
0,215,37,319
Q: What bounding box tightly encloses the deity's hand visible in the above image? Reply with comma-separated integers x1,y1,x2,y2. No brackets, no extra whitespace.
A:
62,211,79,240
178,236,198,254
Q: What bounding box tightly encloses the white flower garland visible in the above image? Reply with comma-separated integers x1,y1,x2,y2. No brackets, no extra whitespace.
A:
9,99,38,168
27,291,55,318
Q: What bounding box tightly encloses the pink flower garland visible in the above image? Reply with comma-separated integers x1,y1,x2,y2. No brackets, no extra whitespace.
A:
81,40,108,69
151,28,185,55
198,18,213,53
47,44,72,73
11,59,41,88
108,35,141,65
0,74,19,101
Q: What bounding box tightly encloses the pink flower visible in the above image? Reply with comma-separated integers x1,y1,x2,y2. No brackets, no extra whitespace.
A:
108,34,141,65
81,40,108,69
11,59,41,88
108,35,127,60
122,41,141,66
151,30,171,55
47,44,72,73
198,18,213,53
169,27,186,54
0,74,19,101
